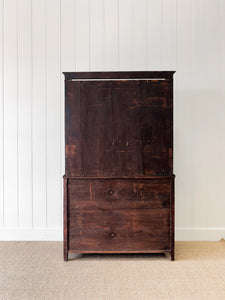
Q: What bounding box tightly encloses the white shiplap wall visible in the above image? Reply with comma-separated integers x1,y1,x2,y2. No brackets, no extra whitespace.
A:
0,0,225,241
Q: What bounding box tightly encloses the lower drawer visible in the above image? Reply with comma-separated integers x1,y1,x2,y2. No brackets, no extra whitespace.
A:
68,209,170,252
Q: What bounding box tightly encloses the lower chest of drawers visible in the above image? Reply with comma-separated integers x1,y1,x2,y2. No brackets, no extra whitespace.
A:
64,178,174,253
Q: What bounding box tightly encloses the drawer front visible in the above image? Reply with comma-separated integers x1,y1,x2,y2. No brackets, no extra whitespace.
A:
68,179,171,210
68,209,170,251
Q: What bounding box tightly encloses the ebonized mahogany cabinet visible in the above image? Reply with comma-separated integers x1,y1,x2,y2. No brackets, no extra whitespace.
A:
63,71,175,261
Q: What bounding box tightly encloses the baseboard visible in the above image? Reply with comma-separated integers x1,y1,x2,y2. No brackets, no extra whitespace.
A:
0,228,224,241
0,228,63,241
175,228,225,241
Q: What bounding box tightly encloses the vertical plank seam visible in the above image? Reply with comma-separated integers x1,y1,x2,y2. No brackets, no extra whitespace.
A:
74,0,76,70
147,0,150,70
176,0,180,227
218,0,222,228
88,0,90,71
117,0,119,70
190,0,193,229
1,0,4,228
59,0,62,230
16,0,19,227
175,0,177,71
161,0,163,69
132,0,134,70
175,0,178,226
146,0,148,70
103,0,105,71
31,0,33,228
219,0,222,96
45,0,48,228
204,0,208,229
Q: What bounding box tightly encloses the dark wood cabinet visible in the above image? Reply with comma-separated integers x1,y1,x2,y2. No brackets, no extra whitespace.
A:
63,71,175,261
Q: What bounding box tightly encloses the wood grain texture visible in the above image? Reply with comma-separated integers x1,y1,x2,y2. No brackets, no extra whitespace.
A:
63,71,175,80
63,177,68,261
64,71,175,260
65,77,173,177
68,178,171,210
68,209,170,252
170,178,175,260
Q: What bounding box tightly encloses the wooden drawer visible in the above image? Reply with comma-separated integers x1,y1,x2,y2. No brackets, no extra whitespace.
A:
68,178,171,210
68,209,170,252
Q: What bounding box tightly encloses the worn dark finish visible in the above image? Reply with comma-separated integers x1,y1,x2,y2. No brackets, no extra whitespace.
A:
65,79,173,177
170,178,175,261
68,178,171,210
68,209,170,251
63,71,175,80
63,177,68,261
63,71,175,261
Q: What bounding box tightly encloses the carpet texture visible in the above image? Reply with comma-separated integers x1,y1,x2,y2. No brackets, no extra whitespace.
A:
0,241,224,300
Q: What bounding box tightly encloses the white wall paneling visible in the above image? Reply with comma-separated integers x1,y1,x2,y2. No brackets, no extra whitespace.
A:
118,0,133,70
90,0,104,70
46,0,61,229
0,0,225,241
18,0,32,228
0,0,4,228
32,0,47,229
104,0,119,70
133,0,147,70
147,0,162,70
3,0,18,228
176,0,193,231
75,0,89,71
205,0,222,229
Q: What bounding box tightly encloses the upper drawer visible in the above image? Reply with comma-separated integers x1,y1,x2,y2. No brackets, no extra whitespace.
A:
67,178,171,210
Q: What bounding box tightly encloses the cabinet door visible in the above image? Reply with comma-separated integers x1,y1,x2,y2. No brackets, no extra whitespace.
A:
65,79,173,176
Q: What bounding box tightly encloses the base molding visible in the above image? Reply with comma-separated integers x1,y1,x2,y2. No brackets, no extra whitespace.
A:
0,228,63,241
175,228,225,241
0,228,224,241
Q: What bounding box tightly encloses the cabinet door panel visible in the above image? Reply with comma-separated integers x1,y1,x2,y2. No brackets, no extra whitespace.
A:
65,79,173,176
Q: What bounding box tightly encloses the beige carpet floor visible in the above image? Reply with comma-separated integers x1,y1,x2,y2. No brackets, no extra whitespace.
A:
0,241,225,300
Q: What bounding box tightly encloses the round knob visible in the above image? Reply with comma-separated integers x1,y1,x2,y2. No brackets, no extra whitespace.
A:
162,201,167,207
108,189,114,195
109,232,116,238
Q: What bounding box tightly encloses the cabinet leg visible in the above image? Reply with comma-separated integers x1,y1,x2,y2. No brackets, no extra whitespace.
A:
170,250,175,261
64,249,68,262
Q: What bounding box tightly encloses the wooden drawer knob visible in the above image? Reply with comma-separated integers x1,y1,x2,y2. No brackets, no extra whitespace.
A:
109,232,116,238
108,189,114,195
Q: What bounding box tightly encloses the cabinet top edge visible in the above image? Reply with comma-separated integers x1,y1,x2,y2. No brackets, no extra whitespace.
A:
63,175,176,179
63,71,176,80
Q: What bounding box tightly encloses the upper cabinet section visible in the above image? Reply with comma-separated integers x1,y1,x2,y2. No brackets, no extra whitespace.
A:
64,72,175,177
